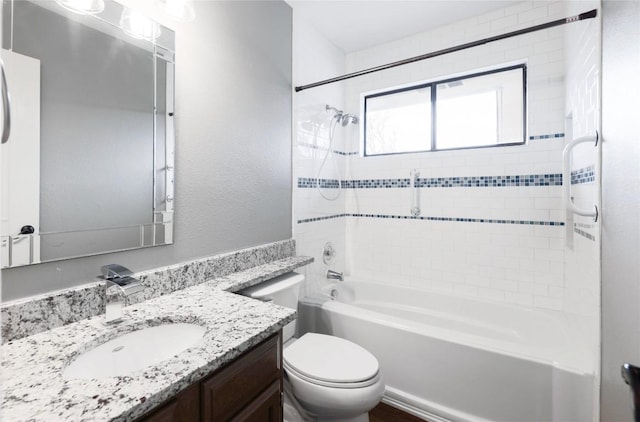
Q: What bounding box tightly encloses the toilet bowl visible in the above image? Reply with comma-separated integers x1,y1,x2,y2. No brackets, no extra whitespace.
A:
284,333,385,422
240,273,385,422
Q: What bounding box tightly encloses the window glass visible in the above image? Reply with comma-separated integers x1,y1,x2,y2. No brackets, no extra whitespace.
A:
365,87,431,155
436,67,524,150
363,65,525,156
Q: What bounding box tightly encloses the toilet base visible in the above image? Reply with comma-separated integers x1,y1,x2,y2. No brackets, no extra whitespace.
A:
283,377,372,422
317,414,369,422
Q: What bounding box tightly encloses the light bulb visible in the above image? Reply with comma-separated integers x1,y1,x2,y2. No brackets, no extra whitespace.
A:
120,8,161,42
56,0,104,15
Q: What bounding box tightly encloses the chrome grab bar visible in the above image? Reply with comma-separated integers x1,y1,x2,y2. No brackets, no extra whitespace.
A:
562,132,598,222
0,56,10,144
410,168,421,217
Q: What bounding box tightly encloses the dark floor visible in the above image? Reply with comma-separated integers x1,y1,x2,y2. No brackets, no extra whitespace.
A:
369,403,428,422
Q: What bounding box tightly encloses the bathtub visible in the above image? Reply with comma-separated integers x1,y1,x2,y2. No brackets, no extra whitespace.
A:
299,278,595,422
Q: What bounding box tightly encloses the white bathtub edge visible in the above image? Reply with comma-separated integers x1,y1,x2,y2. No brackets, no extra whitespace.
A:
383,387,493,422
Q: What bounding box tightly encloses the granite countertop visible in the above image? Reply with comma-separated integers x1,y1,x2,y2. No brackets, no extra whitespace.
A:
1,257,312,421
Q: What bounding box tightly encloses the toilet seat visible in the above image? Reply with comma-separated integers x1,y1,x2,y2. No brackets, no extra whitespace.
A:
284,361,382,388
283,333,381,388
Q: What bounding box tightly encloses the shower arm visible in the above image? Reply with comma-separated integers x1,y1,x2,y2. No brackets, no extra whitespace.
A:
562,132,599,222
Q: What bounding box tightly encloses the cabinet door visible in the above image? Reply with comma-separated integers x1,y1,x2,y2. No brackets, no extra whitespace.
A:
230,381,282,422
139,383,200,422
201,334,281,421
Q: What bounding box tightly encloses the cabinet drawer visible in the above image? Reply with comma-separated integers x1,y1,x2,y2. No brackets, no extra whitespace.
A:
201,334,281,421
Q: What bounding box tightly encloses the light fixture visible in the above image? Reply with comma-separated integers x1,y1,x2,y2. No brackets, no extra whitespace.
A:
56,0,104,15
156,0,195,22
120,8,161,42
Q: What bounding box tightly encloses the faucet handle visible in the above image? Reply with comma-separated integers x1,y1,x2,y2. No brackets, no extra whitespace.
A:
101,264,133,281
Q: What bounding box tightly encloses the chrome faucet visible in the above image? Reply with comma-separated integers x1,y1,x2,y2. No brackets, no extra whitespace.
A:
326,269,344,282
101,264,145,324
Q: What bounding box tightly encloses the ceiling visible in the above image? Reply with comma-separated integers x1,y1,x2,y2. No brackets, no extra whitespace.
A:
286,0,522,53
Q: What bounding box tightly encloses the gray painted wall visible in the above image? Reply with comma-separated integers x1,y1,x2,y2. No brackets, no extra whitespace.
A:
1,1,293,300
601,1,640,420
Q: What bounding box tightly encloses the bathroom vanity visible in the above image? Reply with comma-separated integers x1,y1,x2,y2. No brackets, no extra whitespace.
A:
139,333,282,421
0,254,311,421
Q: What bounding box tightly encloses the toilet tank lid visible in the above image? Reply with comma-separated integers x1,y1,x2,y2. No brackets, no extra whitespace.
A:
240,272,305,300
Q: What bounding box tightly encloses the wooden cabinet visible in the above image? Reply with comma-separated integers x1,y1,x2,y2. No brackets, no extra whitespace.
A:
138,332,282,422
141,383,200,422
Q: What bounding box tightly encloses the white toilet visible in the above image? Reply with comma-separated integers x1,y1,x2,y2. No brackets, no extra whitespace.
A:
241,272,385,422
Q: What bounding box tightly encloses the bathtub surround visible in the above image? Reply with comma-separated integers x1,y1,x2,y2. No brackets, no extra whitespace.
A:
293,1,601,420
562,0,601,417
294,0,600,312
1,269,299,421
1,0,293,301
1,239,312,343
293,10,349,296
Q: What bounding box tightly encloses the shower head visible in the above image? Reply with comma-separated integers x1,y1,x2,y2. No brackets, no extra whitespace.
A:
325,105,357,126
340,114,359,126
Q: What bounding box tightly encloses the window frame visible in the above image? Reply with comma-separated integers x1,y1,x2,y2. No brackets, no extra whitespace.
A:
362,63,527,157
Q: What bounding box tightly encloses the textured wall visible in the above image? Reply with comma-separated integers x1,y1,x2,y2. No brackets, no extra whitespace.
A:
2,1,292,300
601,1,640,420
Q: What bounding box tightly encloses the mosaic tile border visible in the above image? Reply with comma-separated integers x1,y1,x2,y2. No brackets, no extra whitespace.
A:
297,213,564,227
298,177,340,189
343,179,410,188
529,133,565,140
574,222,597,241
297,214,349,224
298,173,564,189
417,174,562,188
571,165,596,185
574,227,596,241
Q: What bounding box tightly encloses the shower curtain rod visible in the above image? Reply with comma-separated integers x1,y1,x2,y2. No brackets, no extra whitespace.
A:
295,9,597,92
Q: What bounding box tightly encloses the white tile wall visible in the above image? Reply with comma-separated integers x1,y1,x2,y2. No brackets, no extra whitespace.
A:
340,1,573,312
293,12,349,293
563,0,601,416
294,0,600,337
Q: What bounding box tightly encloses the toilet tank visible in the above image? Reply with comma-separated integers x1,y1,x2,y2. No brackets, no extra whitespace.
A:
239,272,305,342
240,272,304,309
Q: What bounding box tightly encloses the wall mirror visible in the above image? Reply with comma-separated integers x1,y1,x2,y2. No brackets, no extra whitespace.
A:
0,0,175,268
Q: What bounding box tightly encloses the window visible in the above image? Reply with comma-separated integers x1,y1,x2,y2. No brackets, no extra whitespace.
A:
363,65,526,156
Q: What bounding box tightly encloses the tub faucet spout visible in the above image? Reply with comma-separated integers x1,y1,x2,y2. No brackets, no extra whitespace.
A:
327,269,344,282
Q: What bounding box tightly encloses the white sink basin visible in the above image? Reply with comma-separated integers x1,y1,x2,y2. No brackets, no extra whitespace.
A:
62,323,206,380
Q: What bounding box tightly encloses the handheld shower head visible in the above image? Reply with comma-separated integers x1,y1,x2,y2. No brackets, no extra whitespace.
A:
341,114,359,126
325,105,358,126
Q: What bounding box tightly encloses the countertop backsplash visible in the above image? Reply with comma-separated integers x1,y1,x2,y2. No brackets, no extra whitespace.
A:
1,239,304,343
